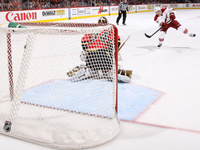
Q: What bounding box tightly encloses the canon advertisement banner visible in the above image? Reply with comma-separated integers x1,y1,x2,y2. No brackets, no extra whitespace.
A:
0,9,68,24
1,11,38,24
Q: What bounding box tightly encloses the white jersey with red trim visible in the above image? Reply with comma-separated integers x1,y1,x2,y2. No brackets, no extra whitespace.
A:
154,7,176,25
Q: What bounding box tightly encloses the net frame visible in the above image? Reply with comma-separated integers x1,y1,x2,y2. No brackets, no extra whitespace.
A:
0,22,120,149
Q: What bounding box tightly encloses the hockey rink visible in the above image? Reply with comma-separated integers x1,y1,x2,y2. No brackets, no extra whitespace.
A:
1,9,200,150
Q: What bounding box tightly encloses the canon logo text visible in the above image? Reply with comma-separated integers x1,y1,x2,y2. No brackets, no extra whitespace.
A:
6,12,37,22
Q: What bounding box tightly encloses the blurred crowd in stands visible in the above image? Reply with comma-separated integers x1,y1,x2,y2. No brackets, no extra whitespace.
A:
0,0,200,11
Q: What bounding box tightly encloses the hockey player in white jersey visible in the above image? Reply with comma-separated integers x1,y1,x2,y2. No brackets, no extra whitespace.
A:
154,6,196,47
67,17,132,83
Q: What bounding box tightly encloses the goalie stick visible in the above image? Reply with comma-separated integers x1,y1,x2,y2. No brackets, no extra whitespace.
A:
118,35,131,52
144,20,171,38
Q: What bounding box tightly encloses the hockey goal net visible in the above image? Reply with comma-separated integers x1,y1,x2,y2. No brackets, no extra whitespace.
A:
0,22,120,149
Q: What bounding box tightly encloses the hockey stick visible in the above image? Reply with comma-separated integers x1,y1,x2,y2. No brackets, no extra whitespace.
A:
118,35,131,52
144,20,171,38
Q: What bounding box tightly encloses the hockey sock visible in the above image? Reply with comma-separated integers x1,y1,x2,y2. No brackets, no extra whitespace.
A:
158,31,165,45
177,26,195,37
178,26,196,37
178,26,189,34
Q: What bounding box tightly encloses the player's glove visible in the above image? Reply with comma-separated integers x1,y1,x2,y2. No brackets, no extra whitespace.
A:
169,12,176,21
159,22,165,27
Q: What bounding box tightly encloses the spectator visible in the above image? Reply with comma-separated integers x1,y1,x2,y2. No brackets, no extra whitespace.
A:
71,1,76,7
87,0,91,6
21,3,26,9
16,4,21,10
12,5,17,10
21,0,27,9
92,0,95,6
2,3,7,11
51,0,56,5
0,4,2,11
1,0,200,12
107,0,111,5
36,4,41,8
12,0,21,6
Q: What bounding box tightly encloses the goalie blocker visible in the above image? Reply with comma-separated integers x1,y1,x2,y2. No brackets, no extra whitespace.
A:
67,16,132,83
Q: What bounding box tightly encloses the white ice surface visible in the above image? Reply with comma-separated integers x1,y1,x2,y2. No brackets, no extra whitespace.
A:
1,9,200,150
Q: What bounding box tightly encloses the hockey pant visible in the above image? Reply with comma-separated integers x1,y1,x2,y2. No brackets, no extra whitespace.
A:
116,10,127,24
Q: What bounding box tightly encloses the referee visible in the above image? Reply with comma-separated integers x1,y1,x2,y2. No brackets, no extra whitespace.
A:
116,0,129,25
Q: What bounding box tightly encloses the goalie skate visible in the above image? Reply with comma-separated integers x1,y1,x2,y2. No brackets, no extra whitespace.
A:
118,69,132,83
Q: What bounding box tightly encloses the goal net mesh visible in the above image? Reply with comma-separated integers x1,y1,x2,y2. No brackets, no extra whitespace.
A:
0,22,120,149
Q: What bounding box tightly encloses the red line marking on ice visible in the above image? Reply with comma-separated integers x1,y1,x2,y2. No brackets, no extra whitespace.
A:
128,82,165,121
132,121,200,134
134,92,164,121
121,82,200,134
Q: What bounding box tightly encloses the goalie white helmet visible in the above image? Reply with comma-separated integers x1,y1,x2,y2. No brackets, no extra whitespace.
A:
154,6,161,13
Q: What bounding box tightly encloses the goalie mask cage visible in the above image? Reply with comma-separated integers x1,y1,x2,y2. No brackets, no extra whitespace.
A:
0,22,120,150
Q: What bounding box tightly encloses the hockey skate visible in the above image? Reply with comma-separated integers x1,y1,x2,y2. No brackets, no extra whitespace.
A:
158,43,162,47
118,69,132,83
189,33,196,37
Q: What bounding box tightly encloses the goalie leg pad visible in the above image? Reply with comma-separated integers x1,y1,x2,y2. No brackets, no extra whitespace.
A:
67,64,98,82
118,69,132,83
67,65,88,82
80,51,87,62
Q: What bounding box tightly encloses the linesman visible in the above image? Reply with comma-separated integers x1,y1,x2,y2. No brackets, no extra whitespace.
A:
116,0,129,25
